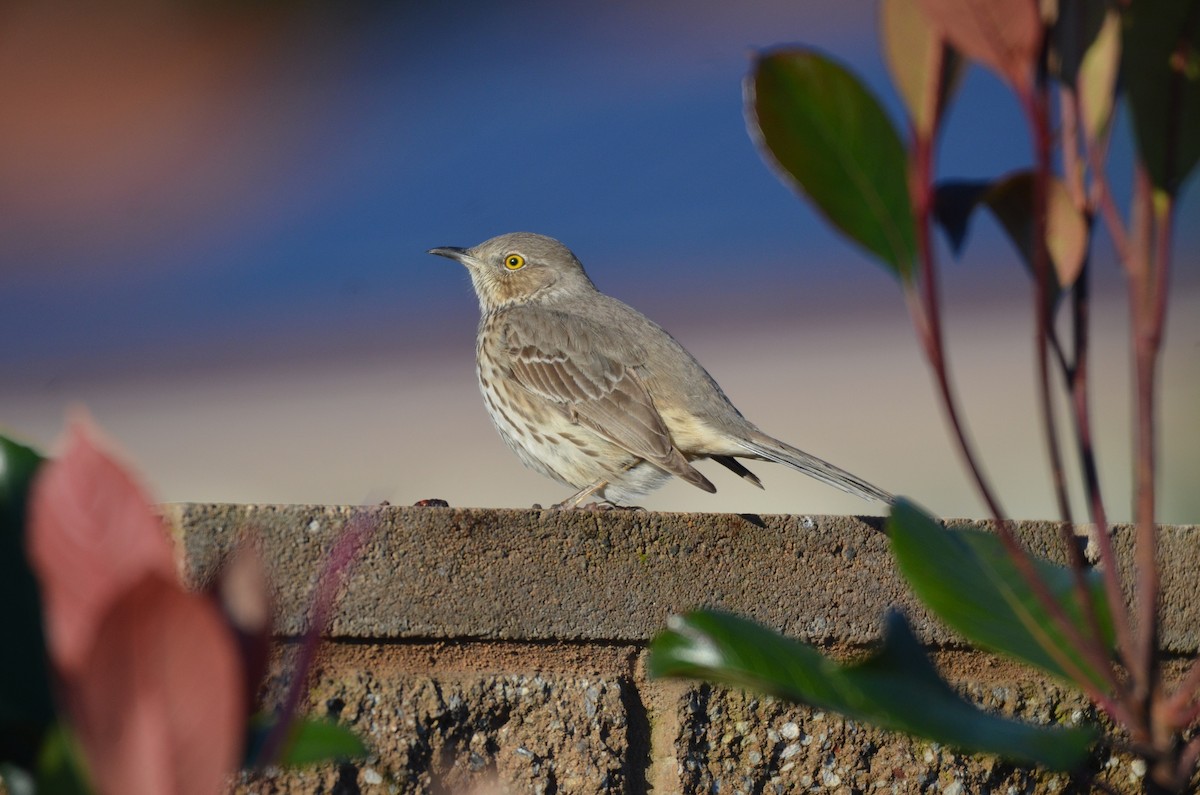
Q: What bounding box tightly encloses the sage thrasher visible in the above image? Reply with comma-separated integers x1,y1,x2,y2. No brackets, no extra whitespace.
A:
429,232,891,509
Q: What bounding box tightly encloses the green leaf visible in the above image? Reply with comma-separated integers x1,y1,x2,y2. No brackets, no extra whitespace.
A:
649,609,1095,771
279,719,368,766
888,499,1114,693
0,435,54,769
1122,0,1200,196
880,0,965,141
746,49,916,280
246,714,368,768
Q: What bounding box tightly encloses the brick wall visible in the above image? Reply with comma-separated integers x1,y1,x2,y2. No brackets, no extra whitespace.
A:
168,505,1200,794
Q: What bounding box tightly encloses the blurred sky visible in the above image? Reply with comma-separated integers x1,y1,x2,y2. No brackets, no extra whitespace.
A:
1,1,1197,521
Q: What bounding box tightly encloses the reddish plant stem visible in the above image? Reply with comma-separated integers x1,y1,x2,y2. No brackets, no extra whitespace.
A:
1128,165,1161,721
1019,82,1100,658
1087,132,1133,275
1018,82,1131,707
1165,657,1200,728
1071,89,1139,685
1057,83,1135,682
907,136,1003,521
1177,735,1200,793
1132,182,1174,764
906,134,1128,721
1058,86,1087,210
1021,86,1073,525
258,511,378,766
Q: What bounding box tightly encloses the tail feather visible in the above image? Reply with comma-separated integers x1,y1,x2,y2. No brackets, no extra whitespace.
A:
734,432,892,503
712,455,764,489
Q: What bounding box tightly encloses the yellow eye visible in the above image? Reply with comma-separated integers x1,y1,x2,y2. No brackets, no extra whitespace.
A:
503,253,525,270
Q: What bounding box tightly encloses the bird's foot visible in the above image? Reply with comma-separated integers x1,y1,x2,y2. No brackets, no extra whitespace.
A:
577,500,645,512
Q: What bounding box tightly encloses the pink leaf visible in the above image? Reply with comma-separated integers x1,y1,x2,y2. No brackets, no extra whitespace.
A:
917,0,1042,94
880,0,964,140
64,574,244,795
27,416,179,676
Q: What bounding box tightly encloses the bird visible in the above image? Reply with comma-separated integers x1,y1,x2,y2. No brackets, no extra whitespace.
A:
428,232,891,509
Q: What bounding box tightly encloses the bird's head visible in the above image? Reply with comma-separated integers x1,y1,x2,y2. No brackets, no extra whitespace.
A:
429,232,596,312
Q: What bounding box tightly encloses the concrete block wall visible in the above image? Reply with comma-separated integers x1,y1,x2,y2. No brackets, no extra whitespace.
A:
167,505,1200,794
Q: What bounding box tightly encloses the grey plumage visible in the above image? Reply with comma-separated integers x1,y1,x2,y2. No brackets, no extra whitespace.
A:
429,232,891,507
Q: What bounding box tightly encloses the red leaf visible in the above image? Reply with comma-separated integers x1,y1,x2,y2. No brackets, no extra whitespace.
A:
64,574,243,795
917,0,1042,93
27,417,179,675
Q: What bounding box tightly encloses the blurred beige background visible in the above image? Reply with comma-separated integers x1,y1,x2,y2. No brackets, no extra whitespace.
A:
6,274,1198,523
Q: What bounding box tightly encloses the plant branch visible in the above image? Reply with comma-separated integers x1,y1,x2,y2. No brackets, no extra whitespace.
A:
1178,736,1200,795
1085,123,1135,276
1058,83,1088,225
907,136,1004,521
1054,79,1138,695
1063,76,1139,696
1129,163,1162,719
906,132,1129,721
1016,81,1130,710
1165,657,1200,729
257,511,378,766
1131,17,1191,735
1021,85,1073,524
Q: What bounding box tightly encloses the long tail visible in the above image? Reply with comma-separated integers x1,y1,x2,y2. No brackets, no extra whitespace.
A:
734,432,893,503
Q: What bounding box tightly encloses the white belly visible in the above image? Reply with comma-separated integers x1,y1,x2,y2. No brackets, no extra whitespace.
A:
476,363,670,501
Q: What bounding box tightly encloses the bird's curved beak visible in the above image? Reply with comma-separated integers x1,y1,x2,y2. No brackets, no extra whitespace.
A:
427,246,469,263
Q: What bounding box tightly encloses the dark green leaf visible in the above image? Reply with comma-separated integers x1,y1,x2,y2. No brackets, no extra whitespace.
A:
245,714,368,768
933,180,992,254
983,172,1088,290
747,49,916,280
1051,1,1120,146
1122,0,1200,195
934,173,1088,291
0,436,54,769
1050,0,1108,86
649,609,1096,771
889,499,1114,692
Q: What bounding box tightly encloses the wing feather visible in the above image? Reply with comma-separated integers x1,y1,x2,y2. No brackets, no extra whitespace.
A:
500,307,714,492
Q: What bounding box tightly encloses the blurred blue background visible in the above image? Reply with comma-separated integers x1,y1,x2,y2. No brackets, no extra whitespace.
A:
2,1,1196,520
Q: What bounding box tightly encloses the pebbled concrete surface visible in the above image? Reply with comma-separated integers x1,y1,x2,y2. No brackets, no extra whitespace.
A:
673,655,1136,795
237,646,631,794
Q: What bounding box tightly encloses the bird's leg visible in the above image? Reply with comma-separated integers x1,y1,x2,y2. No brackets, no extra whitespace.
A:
551,459,648,510
552,478,610,510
